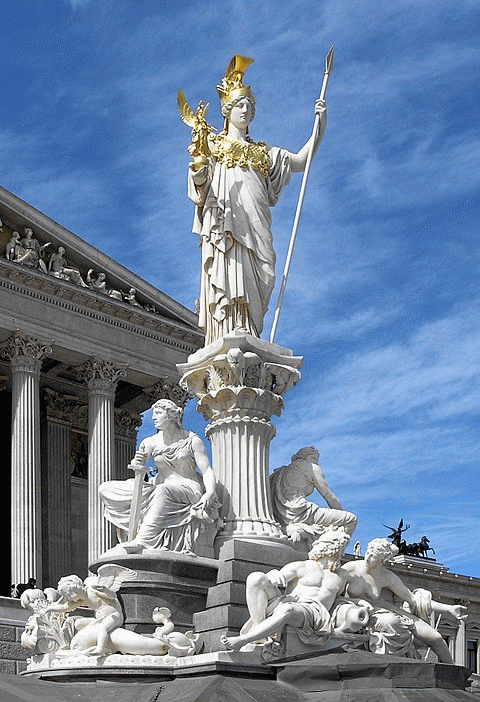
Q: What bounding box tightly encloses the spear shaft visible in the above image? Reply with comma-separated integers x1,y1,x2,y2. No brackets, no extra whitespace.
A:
269,46,334,344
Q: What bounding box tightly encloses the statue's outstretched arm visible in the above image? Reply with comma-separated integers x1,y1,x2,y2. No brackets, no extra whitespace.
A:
289,99,327,172
384,569,417,610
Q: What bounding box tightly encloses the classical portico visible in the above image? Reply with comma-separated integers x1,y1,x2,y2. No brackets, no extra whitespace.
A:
0,185,203,591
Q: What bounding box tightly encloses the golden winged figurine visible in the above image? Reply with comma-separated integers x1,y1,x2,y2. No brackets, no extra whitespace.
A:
177,90,216,170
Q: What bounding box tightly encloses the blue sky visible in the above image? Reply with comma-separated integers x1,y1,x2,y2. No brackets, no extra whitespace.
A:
1,0,479,575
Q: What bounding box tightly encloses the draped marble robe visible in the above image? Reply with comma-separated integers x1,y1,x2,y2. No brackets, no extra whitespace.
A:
188,144,292,344
99,432,218,553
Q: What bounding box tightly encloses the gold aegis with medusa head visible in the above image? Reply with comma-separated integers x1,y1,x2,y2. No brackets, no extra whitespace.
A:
177,55,269,177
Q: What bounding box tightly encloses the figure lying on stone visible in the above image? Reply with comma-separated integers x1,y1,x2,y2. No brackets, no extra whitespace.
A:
221,527,368,653
340,538,467,663
222,531,466,662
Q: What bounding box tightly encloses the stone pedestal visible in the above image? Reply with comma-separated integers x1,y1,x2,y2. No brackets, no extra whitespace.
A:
20,649,476,702
193,538,301,653
275,650,473,699
178,333,302,550
89,550,219,634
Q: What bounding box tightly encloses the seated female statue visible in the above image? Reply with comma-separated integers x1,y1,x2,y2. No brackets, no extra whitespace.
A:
99,399,220,555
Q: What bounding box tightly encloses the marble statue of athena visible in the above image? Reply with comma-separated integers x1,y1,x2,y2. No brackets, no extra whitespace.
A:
180,55,327,344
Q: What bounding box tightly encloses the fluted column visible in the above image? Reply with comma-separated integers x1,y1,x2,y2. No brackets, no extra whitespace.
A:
2,333,52,586
43,390,72,586
114,409,141,480
205,388,280,540
178,334,302,549
78,359,126,563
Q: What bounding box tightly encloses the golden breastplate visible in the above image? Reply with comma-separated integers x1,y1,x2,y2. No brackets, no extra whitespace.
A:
210,135,269,177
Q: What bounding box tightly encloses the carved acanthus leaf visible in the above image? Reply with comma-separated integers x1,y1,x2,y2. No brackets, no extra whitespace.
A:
77,358,127,393
1,333,52,372
143,379,192,407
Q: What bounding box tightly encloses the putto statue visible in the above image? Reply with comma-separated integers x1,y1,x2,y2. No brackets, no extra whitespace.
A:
179,55,327,344
99,399,220,555
21,565,198,659
270,446,357,548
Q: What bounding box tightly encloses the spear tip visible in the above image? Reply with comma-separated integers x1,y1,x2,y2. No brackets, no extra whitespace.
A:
325,45,334,73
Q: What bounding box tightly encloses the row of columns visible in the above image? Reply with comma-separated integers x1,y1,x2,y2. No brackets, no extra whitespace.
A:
2,332,130,586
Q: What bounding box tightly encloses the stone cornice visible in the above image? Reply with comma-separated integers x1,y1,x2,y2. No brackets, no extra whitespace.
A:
0,185,200,329
0,259,203,353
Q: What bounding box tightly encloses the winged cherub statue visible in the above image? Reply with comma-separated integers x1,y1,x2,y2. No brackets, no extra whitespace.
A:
41,564,135,656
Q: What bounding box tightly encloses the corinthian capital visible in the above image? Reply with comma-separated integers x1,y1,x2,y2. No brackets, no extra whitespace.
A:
1,332,52,373
114,408,142,440
77,358,127,394
143,378,192,407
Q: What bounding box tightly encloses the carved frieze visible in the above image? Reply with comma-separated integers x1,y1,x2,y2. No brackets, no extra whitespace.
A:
71,431,88,478
42,388,88,428
69,402,88,432
0,217,176,316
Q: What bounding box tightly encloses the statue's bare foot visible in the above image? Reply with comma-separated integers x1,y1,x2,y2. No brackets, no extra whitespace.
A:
121,541,145,554
220,633,245,652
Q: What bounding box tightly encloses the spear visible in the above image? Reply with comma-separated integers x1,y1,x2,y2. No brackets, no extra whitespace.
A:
269,45,334,344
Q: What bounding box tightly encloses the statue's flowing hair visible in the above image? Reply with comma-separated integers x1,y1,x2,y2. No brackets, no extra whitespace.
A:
151,399,183,427
308,526,351,571
365,538,399,562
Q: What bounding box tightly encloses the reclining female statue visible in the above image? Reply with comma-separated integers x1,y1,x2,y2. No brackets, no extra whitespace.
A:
340,538,467,662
